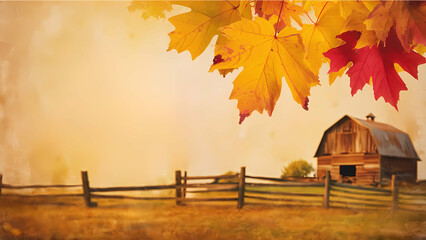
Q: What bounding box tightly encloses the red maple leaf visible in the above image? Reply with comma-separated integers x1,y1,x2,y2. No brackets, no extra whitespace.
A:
324,28,426,109
323,31,361,73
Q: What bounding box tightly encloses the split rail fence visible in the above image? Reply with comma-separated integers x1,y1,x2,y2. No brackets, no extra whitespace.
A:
0,168,425,212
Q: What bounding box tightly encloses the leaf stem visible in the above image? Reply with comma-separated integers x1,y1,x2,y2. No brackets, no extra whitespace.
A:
274,0,285,37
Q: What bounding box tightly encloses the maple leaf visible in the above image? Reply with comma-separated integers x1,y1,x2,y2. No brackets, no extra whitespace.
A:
167,1,252,60
211,17,318,123
328,65,348,85
255,0,303,32
365,0,426,52
341,5,378,49
406,1,426,46
238,0,251,16
303,1,330,18
323,30,360,85
362,1,381,12
414,43,426,56
324,31,361,74
300,1,345,75
128,1,172,20
333,0,377,20
212,35,238,77
363,1,393,44
324,28,426,109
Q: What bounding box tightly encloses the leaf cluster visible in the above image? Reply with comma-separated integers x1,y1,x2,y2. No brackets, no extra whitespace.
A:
130,0,426,123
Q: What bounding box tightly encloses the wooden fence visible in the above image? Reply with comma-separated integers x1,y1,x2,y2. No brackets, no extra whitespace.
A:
0,169,425,212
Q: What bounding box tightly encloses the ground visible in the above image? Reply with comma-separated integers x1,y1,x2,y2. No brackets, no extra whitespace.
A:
0,195,425,240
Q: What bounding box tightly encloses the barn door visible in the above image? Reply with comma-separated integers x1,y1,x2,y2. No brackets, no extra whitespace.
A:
339,165,356,183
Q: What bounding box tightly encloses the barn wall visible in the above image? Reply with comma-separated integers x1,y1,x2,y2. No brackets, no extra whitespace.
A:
317,156,331,181
380,156,417,182
316,118,377,156
317,154,380,185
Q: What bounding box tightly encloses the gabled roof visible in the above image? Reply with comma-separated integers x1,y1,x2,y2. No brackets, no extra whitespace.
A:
315,115,420,160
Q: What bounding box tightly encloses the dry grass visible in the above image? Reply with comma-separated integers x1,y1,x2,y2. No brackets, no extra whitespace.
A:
0,195,425,240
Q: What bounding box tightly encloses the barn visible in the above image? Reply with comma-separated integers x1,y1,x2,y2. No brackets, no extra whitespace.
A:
315,114,420,185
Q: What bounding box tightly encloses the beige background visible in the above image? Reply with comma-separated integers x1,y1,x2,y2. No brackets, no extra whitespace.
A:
0,2,424,187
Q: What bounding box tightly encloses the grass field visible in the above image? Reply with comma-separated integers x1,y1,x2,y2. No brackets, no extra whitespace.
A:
1,194,425,240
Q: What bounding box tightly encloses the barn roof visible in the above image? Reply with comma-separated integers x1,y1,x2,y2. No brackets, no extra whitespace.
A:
315,115,420,160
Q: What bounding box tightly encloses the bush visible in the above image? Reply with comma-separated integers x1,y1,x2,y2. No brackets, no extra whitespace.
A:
281,159,314,178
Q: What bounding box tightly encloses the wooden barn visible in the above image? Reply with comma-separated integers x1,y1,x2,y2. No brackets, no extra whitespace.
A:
315,114,420,185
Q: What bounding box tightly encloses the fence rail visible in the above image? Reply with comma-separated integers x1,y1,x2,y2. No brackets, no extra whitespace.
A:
91,194,175,200
245,189,322,197
1,184,81,189
399,191,426,196
183,197,238,202
186,187,238,193
245,182,324,187
90,184,175,192
182,175,238,180
330,187,391,196
245,195,323,204
331,182,392,193
330,200,390,208
1,193,83,198
330,194,390,204
246,175,317,182
0,169,424,212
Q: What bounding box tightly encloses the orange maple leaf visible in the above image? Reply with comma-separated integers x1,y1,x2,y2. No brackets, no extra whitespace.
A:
365,0,426,52
211,17,318,123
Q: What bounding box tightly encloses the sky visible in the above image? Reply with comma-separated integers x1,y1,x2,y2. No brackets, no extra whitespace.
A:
0,2,425,187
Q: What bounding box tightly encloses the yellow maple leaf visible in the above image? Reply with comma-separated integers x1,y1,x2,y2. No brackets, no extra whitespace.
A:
238,0,251,16
342,3,378,49
168,1,252,60
300,1,345,75
211,17,318,123
212,35,238,77
363,1,380,12
255,0,303,30
303,1,329,18
335,0,379,20
328,63,349,85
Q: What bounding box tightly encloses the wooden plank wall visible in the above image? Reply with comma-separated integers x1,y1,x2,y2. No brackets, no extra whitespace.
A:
317,118,377,156
317,154,380,185
380,157,417,182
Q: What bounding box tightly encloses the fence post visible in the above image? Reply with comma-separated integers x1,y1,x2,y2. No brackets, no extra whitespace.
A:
391,174,398,213
183,171,187,199
175,170,183,206
323,170,330,208
0,174,2,196
81,171,97,207
237,166,246,209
